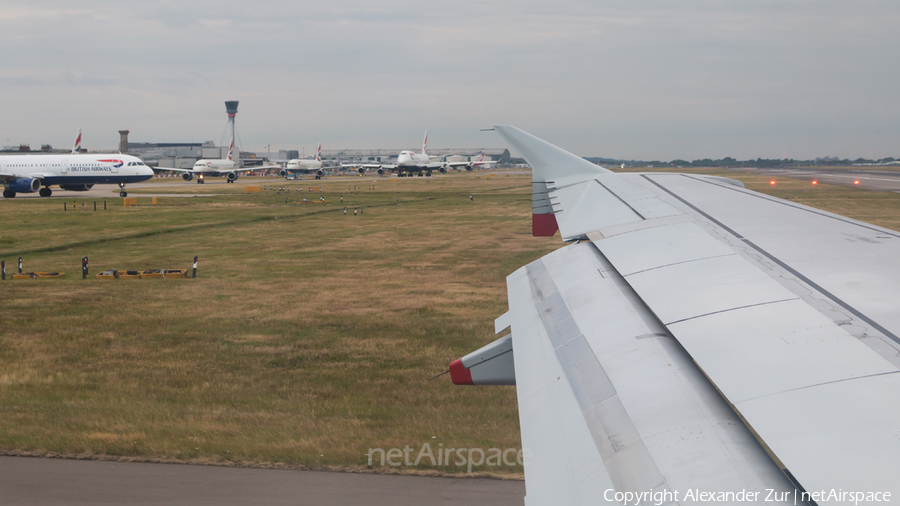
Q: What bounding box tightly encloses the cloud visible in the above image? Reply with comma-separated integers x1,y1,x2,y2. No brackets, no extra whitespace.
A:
0,0,898,159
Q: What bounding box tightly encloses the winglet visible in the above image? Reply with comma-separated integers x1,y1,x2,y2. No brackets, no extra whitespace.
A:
494,126,610,237
493,126,610,184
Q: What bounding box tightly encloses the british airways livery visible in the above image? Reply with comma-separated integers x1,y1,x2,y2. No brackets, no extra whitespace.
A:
0,153,154,198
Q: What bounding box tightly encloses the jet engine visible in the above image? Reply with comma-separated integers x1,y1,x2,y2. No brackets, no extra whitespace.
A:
59,184,94,191
182,173,194,182
227,172,239,182
316,169,325,178
5,178,41,193
438,166,447,174
279,168,288,177
465,165,474,172
376,168,385,176
358,167,366,175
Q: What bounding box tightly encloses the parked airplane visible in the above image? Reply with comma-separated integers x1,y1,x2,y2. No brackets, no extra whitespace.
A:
278,143,340,179
0,129,153,198
449,152,498,172
158,137,279,184
449,126,900,504
350,131,496,176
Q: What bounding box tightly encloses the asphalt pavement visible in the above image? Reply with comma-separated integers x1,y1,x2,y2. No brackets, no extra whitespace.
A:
726,167,900,191
0,457,525,506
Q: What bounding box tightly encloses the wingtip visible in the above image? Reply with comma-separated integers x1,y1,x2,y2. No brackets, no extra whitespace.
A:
493,125,610,183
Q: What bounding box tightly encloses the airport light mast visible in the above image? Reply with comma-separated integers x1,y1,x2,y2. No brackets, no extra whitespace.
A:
225,100,239,162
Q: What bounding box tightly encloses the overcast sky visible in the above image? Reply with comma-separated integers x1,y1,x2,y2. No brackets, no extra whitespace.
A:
1,1,898,160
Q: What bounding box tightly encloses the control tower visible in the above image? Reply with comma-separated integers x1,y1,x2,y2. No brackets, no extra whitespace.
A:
118,130,130,154
225,100,238,161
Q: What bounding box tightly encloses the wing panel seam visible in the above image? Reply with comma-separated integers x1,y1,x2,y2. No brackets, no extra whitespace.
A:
596,180,646,220
640,174,900,347
662,297,800,326
681,174,900,239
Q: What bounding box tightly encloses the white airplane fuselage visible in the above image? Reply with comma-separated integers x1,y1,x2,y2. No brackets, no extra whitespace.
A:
286,159,324,171
1,153,154,196
397,150,432,167
192,159,237,174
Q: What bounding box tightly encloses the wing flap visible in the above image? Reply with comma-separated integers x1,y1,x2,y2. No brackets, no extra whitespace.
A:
505,243,794,504
738,373,900,500
588,183,900,501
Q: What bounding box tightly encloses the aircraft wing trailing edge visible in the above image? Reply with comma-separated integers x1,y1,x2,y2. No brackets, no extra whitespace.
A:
449,125,900,505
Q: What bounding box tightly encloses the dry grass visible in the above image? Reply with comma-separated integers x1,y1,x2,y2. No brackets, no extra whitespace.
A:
3,169,900,476
0,173,550,475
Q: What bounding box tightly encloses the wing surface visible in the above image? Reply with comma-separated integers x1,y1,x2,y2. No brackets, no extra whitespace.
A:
454,126,900,504
154,165,280,175
444,160,498,168
154,166,193,174
0,172,51,181
233,165,281,173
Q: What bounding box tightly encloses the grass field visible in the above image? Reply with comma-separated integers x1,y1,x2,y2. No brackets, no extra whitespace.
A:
2,169,900,477
0,173,555,476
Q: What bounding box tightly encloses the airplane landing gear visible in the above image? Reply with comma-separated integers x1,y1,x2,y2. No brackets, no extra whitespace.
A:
39,187,52,197
119,182,128,197
3,189,15,198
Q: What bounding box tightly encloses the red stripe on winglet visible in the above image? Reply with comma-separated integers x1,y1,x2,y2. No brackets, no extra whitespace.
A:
532,213,559,237
449,359,473,385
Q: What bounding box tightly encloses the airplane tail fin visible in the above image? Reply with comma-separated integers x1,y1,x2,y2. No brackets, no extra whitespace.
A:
227,138,235,161
316,142,322,162
72,128,82,154
422,130,428,156
492,125,610,237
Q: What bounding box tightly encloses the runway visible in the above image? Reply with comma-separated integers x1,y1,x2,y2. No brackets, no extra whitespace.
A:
727,167,900,191
0,457,525,506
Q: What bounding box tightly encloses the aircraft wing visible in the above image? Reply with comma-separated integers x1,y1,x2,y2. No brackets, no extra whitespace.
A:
154,165,280,175
0,172,51,181
233,164,281,173
285,165,343,174
449,126,900,505
153,166,193,174
444,160,498,169
350,163,397,170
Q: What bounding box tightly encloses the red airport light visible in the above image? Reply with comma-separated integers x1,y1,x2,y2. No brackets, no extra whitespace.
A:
854,180,860,185
812,181,818,185
770,180,776,185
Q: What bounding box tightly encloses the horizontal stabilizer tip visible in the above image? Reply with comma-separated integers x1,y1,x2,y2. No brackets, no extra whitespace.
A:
449,335,516,385
449,359,473,385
